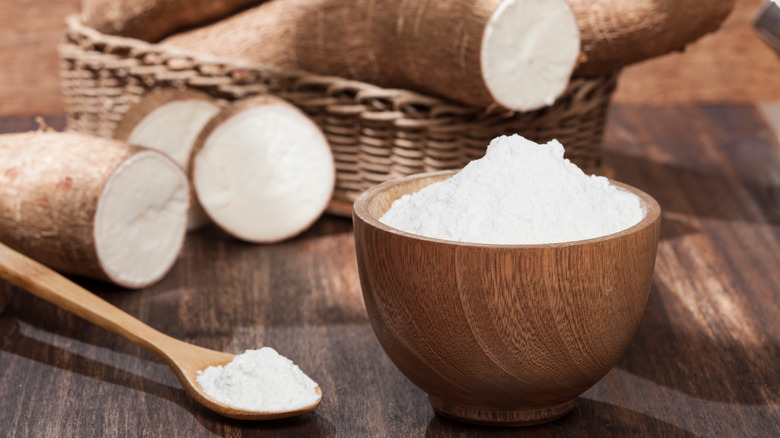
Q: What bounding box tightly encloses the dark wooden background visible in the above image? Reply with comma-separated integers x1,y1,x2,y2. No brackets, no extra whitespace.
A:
2,0,780,436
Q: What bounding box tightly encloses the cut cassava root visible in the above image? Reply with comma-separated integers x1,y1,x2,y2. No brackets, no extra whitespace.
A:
161,0,581,111
0,132,190,289
115,89,222,230
192,96,335,243
159,0,737,106
81,0,262,42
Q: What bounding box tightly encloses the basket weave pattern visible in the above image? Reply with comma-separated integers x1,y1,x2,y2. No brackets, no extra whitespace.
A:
59,15,618,214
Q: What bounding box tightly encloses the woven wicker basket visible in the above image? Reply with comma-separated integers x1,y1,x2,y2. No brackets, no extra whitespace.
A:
59,15,618,216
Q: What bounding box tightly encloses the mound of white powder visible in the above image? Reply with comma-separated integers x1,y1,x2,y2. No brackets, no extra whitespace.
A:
379,135,644,244
196,347,320,412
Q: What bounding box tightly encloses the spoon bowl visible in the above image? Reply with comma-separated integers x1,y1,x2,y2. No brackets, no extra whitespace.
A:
0,241,322,420
157,336,323,420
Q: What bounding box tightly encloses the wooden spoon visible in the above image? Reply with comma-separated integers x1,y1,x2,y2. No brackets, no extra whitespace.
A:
0,242,322,420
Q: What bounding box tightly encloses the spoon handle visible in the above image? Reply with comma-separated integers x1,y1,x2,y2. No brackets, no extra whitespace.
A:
0,241,177,358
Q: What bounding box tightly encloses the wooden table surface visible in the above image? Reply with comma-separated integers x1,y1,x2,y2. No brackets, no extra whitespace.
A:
1,102,779,437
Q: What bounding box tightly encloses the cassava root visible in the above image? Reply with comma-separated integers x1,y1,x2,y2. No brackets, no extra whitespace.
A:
161,0,736,107
81,0,263,42
570,0,737,76
0,131,190,288
115,89,222,230
192,96,335,243
162,0,581,111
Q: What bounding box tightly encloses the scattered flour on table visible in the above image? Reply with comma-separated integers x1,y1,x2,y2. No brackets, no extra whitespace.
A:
196,347,319,412
379,135,644,244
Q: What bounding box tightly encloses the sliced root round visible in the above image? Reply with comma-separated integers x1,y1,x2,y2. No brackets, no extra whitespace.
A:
0,131,190,289
481,0,580,110
95,149,191,288
115,88,222,230
192,96,335,243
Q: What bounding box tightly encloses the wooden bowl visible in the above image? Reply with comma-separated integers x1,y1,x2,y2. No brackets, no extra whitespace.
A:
352,170,661,426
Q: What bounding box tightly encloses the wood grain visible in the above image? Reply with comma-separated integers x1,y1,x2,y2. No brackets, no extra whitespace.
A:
0,104,777,434
352,171,661,426
0,241,322,421
3,105,779,435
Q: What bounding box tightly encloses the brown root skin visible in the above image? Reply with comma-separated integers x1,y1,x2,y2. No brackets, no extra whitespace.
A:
162,0,493,107
81,0,264,42
162,0,578,110
570,0,737,76
0,132,138,284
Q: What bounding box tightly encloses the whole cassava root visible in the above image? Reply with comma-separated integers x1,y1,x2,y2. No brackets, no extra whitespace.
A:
161,0,736,105
81,0,262,42
570,0,737,76
0,131,190,289
192,96,335,243
115,89,222,230
162,0,581,111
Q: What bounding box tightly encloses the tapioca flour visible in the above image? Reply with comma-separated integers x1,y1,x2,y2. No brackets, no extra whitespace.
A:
196,347,319,412
379,135,644,244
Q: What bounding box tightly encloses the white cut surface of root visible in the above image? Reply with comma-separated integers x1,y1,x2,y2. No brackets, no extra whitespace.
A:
128,100,220,166
126,99,221,230
194,103,335,243
95,150,190,288
481,0,580,111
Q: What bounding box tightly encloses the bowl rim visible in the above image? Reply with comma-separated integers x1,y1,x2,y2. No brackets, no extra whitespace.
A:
353,169,661,249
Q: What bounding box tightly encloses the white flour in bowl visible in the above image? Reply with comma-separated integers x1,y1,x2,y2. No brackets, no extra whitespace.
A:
379,135,643,244
197,347,319,412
